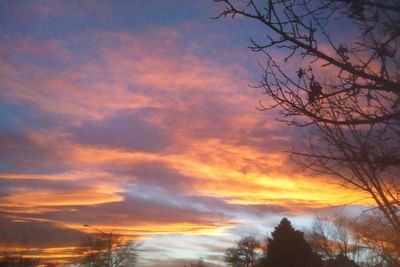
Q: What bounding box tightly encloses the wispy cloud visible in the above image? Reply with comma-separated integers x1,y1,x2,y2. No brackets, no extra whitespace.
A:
0,4,370,264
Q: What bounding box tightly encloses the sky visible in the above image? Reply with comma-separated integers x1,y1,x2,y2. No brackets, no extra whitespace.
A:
0,1,369,266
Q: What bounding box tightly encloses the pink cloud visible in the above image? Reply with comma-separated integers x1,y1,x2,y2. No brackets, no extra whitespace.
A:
0,29,256,125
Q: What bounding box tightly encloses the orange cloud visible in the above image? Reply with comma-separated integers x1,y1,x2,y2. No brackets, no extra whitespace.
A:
0,187,124,208
64,221,236,237
31,137,372,210
0,246,81,263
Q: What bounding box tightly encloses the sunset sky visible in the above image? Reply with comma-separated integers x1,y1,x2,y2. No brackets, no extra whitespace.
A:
0,1,369,266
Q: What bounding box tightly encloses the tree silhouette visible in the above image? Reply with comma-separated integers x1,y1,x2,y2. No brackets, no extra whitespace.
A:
0,248,39,267
308,216,361,262
215,0,400,235
326,254,359,267
225,236,261,267
351,213,400,266
78,232,139,267
307,214,400,266
261,218,322,267
0,256,38,267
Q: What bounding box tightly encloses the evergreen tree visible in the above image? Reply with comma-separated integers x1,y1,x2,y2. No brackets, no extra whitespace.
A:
261,218,322,267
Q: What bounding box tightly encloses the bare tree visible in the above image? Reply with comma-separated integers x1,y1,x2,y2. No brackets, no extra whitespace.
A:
308,214,400,266
78,232,140,267
351,212,400,266
214,0,400,234
308,216,362,262
225,236,261,267
0,249,38,267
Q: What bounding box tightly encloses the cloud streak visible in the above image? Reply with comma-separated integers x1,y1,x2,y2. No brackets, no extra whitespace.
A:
0,4,372,264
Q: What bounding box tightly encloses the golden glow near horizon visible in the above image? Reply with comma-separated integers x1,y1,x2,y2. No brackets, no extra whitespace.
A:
67,221,236,236
0,246,81,263
1,138,371,217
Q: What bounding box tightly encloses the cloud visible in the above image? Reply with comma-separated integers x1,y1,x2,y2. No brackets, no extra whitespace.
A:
0,217,85,248
0,189,237,244
0,29,252,125
70,110,172,152
0,13,375,265
0,130,70,173
0,178,125,215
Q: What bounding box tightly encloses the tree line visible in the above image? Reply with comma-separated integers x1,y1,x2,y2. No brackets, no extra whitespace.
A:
0,233,140,267
2,214,398,266
225,216,399,267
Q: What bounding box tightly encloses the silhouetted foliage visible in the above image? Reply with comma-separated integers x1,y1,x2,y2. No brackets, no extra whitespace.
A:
351,213,400,266
78,232,139,267
0,256,38,267
308,216,361,262
261,218,322,267
0,248,39,267
215,0,400,239
225,236,261,267
308,214,400,266
326,254,359,267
